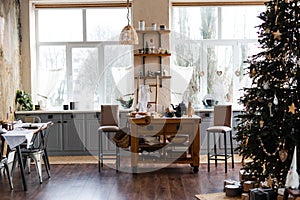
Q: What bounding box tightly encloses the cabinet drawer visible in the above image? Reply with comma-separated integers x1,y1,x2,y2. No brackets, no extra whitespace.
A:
63,113,84,120
40,114,62,121
85,113,100,120
166,123,194,133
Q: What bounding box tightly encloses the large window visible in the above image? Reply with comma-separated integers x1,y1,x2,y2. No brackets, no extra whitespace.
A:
171,5,264,108
32,5,134,110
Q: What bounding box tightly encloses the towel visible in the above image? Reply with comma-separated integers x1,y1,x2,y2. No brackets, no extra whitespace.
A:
137,85,150,112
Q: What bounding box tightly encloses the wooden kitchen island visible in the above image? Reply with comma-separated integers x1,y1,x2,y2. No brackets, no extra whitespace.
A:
129,115,201,173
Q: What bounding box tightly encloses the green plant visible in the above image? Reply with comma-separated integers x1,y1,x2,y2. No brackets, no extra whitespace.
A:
15,90,33,111
116,96,134,109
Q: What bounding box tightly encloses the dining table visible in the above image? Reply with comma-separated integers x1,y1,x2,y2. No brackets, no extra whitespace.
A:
1,121,52,191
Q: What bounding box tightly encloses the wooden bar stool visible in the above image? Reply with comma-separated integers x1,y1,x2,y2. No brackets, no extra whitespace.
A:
207,105,234,173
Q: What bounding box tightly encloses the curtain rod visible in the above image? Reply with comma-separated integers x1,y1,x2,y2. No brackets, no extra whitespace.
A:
34,3,130,9
172,1,265,6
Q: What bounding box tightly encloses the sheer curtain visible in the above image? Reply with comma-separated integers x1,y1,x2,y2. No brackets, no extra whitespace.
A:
111,65,134,96
170,65,194,104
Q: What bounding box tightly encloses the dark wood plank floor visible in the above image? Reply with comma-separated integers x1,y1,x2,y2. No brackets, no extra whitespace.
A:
0,162,241,200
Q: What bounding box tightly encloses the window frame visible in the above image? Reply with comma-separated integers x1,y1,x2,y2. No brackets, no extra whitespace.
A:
32,3,133,109
171,3,265,108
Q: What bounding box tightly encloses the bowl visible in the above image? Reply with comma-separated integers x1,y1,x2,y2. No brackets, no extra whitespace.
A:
118,98,134,109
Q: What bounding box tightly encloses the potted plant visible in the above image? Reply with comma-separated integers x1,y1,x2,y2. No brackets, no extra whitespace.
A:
116,94,134,109
15,90,33,111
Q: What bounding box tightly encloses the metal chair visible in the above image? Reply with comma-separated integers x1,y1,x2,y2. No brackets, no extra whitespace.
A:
17,116,52,183
206,105,234,173
98,105,120,172
0,136,14,190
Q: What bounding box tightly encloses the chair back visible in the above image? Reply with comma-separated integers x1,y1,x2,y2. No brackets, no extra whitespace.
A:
213,105,232,127
100,105,119,126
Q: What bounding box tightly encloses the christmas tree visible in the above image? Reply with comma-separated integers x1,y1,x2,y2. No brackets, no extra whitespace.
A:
235,0,300,188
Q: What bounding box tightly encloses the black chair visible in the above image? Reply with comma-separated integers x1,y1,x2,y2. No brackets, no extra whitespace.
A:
0,136,14,190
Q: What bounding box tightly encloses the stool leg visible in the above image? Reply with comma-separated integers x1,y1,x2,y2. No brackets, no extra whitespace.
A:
213,132,217,167
224,131,227,173
98,129,103,172
116,145,120,172
230,131,234,169
207,130,210,172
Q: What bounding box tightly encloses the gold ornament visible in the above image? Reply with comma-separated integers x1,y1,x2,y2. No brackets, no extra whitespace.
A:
259,120,264,128
250,69,256,77
279,149,288,162
272,29,282,40
288,103,297,114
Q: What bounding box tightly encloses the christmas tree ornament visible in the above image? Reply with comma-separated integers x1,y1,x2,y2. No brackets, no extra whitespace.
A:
283,82,289,89
279,149,288,162
273,94,279,105
285,146,299,189
279,140,288,162
235,70,241,76
272,29,282,40
288,103,296,114
259,120,264,128
216,70,222,76
268,102,274,117
199,71,205,77
250,68,256,77
263,81,270,90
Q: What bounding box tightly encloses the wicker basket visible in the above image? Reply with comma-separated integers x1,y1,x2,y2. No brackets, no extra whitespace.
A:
112,129,130,148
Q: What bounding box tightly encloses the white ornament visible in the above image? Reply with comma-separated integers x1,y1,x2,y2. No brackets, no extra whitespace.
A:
263,81,270,90
273,94,278,105
285,146,299,189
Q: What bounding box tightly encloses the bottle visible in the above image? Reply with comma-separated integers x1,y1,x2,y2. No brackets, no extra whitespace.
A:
187,102,194,117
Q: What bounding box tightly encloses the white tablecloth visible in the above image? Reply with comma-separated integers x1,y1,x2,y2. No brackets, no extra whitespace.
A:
2,122,48,149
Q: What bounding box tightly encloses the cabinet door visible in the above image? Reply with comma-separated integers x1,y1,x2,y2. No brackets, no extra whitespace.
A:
85,112,100,154
40,114,63,153
63,113,85,151
196,111,213,155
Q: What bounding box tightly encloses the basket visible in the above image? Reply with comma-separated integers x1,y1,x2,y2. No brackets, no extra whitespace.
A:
112,129,130,148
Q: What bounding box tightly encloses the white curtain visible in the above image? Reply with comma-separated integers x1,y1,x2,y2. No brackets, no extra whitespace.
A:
37,68,64,99
111,65,134,96
170,65,194,103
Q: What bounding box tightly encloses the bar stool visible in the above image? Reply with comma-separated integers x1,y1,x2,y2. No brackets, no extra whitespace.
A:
98,105,120,172
207,105,234,173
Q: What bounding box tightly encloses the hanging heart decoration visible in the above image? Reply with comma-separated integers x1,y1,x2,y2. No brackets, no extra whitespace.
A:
279,149,288,162
235,70,241,77
217,71,223,76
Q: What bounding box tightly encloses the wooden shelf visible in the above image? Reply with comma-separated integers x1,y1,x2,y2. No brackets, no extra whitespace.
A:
134,76,171,79
134,53,171,57
136,29,170,34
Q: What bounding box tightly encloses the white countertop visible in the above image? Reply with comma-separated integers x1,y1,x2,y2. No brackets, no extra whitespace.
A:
15,107,244,114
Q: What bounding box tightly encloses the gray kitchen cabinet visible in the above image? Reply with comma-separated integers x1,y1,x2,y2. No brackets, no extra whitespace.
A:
40,114,63,153
85,112,100,155
63,113,85,152
195,111,213,155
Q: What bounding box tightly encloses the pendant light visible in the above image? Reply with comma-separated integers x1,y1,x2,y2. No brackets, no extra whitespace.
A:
119,0,138,45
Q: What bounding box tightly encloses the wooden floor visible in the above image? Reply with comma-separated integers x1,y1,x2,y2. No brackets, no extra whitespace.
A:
0,162,241,200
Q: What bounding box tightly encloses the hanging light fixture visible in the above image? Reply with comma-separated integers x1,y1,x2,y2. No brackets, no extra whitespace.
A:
119,0,138,45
